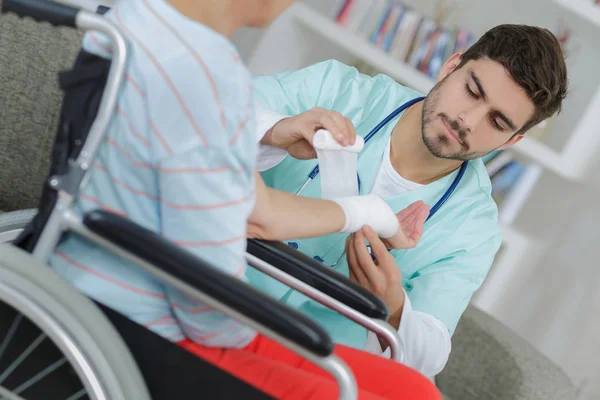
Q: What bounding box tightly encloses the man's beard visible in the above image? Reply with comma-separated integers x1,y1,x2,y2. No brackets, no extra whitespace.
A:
421,79,479,161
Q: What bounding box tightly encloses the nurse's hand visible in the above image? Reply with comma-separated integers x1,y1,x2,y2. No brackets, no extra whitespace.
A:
346,227,405,317
262,107,357,160
383,201,430,250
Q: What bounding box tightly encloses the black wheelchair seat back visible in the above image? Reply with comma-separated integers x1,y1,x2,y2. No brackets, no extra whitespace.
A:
15,50,109,253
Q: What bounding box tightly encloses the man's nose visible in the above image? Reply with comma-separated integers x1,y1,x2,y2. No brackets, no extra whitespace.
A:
457,104,487,133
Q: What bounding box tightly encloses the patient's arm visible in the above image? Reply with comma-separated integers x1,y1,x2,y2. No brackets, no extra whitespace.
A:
247,171,345,240
248,172,429,250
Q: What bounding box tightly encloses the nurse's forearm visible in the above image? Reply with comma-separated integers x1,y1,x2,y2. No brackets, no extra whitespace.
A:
248,172,345,240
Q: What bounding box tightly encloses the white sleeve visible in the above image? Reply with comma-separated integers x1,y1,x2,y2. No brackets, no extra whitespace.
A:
363,290,452,377
255,103,289,172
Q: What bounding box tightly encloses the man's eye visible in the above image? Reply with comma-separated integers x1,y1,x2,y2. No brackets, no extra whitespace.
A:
491,118,505,132
466,84,479,99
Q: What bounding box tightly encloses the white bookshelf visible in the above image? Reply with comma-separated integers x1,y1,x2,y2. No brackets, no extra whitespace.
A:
291,2,600,182
294,3,435,94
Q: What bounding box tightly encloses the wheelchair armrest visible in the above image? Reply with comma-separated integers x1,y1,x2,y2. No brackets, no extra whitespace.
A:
247,239,388,320
82,210,333,357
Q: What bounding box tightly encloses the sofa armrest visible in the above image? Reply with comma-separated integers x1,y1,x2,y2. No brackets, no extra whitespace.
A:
436,305,576,400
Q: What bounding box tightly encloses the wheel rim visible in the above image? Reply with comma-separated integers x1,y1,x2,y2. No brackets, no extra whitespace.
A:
0,267,119,400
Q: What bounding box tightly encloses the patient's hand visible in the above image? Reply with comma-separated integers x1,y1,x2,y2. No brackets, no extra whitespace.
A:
262,107,357,160
382,201,430,249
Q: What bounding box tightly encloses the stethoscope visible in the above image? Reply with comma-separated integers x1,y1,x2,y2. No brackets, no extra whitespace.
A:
290,97,468,267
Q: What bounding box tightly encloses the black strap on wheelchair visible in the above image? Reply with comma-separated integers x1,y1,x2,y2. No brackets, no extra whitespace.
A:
14,50,110,252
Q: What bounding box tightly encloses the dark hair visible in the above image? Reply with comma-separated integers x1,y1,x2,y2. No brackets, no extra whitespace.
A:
456,24,568,134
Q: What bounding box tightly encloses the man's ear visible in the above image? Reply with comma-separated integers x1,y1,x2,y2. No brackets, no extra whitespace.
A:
498,134,524,150
438,53,463,81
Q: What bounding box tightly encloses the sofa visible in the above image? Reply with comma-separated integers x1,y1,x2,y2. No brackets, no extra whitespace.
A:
0,10,577,400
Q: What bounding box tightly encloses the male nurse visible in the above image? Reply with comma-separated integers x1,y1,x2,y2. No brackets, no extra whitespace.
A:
249,24,568,376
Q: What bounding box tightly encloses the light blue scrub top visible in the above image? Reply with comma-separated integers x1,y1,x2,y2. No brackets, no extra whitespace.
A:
249,60,503,349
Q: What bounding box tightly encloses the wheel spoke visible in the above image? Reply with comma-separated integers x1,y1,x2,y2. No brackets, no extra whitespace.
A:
0,313,23,364
0,385,25,400
13,357,68,395
65,387,87,400
0,333,46,384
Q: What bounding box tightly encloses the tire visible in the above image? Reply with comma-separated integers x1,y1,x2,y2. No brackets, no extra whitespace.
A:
0,244,151,400
0,209,37,244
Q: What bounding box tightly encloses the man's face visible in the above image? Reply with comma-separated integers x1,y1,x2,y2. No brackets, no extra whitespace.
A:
421,57,535,161
247,0,295,28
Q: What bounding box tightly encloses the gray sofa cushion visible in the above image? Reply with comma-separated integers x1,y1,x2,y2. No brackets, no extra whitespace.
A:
0,13,82,211
436,306,576,400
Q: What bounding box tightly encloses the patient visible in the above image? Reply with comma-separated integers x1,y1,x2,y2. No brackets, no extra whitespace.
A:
48,0,439,398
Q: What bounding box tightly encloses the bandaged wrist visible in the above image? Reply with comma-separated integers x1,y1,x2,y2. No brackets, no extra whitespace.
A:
332,194,399,238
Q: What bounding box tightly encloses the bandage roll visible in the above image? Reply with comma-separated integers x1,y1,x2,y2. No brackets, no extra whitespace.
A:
313,130,364,199
313,129,365,152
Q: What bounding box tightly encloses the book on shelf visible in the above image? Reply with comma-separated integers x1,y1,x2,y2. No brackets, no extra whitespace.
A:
332,0,476,79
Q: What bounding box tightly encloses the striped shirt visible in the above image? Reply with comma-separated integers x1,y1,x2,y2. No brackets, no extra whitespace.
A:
49,0,257,348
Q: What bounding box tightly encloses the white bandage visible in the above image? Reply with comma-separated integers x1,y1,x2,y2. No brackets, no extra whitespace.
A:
312,130,365,199
332,194,399,238
312,130,398,238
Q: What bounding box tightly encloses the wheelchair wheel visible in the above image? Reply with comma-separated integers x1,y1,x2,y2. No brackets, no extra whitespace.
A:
0,209,36,244
0,244,151,400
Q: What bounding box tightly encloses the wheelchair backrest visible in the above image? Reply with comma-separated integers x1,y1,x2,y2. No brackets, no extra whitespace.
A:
15,50,111,252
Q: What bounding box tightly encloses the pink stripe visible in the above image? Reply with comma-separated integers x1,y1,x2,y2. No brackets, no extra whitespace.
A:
157,165,243,174
145,314,176,328
234,263,246,278
114,7,208,147
171,302,212,315
80,194,127,217
116,106,151,147
106,138,153,169
148,121,173,155
229,105,252,146
126,74,147,97
163,196,253,211
141,0,228,130
55,251,167,299
88,31,112,55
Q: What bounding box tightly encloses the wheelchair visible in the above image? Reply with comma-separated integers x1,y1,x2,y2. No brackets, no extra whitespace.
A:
0,1,403,399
